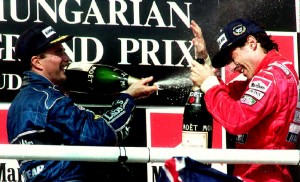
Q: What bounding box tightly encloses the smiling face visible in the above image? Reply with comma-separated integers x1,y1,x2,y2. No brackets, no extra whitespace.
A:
227,35,265,80
31,43,71,85
230,46,254,79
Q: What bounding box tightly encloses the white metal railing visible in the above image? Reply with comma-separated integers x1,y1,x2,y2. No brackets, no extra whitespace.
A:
0,144,299,165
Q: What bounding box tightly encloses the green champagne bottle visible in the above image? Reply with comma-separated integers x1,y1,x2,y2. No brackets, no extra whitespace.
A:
64,62,140,95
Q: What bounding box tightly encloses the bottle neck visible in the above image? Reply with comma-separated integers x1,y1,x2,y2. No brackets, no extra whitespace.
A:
191,85,201,92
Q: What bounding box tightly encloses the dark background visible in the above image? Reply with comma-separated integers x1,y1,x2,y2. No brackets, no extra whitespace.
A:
0,0,297,106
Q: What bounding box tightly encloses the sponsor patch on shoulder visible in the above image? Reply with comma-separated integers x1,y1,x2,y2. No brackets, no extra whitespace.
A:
249,76,272,92
245,89,265,100
269,62,290,75
240,95,256,105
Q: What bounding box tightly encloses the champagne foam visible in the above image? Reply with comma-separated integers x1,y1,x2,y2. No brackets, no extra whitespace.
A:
153,72,192,103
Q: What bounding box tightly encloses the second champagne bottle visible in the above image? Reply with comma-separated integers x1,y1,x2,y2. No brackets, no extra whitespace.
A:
64,62,140,95
182,58,213,149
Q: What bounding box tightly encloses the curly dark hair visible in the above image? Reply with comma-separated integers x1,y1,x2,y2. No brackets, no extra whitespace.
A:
254,32,278,52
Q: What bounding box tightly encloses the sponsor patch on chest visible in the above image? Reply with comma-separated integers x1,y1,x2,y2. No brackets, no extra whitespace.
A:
245,89,265,100
249,76,272,93
240,95,256,105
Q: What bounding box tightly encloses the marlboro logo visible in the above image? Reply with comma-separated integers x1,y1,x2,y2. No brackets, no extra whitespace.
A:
249,76,272,92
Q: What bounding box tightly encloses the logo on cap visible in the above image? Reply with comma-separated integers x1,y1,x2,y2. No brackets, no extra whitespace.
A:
232,24,246,36
217,33,227,50
42,26,56,38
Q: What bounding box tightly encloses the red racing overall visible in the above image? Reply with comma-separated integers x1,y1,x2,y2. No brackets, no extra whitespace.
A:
205,50,299,182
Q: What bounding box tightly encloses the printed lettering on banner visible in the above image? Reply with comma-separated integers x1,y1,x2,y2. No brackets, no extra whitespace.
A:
0,104,24,181
145,108,226,182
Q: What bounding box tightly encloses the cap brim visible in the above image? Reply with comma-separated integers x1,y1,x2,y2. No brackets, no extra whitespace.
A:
50,35,73,45
211,45,233,68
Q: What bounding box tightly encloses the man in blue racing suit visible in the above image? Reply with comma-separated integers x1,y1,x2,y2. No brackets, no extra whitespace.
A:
7,23,158,181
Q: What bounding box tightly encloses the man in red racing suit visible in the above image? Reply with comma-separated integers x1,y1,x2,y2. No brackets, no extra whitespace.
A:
190,19,299,181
